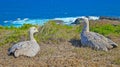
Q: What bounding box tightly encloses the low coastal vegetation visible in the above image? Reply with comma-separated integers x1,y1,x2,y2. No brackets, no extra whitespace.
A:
0,20,120,66
1,20,120,46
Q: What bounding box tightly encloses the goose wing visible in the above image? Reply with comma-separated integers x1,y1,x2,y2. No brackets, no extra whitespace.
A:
8,41,30,55
83,32,114,51
94,32,118,48
85,32,118,50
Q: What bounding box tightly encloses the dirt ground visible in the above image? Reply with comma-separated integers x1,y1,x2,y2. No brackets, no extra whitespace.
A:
0,39,120,67
0,20,120,67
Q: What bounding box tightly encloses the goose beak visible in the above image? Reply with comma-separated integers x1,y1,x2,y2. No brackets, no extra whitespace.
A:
36,29,39,32
36,27,39,32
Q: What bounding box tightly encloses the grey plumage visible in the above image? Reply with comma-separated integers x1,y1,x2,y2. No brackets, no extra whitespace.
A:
80,17,118,51
8,27,40,57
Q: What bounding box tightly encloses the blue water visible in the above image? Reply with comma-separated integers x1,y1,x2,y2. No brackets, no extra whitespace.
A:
0,0,120,26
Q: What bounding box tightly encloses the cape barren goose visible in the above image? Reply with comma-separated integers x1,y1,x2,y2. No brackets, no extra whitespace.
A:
8,27,40,57
80,17,118,51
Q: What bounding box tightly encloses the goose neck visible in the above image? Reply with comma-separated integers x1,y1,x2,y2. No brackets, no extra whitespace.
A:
82,21,89,32
29,32,35,41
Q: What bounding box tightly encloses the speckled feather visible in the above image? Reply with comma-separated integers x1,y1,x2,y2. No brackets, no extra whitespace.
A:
80,17,118,51
8,27,40,57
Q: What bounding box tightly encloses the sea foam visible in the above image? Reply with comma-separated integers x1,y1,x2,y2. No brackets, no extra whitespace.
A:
3,16,99,27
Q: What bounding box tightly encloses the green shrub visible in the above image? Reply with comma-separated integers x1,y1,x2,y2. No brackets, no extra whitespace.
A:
0,21,120,46
20,24,37,30
91,24,120,36
36,21,81,44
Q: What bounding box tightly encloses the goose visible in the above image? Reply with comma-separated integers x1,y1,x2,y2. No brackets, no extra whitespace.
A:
80,17,118,51
8,27,40,57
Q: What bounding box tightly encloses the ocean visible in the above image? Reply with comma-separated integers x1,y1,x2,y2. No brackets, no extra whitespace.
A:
0,0,120,27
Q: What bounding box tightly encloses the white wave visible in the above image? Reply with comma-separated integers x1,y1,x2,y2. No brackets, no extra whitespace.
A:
4,21,9,23
52,16,99,23
53,16,83,22
5,18,50,25
88,16,99,20
3,16,100,27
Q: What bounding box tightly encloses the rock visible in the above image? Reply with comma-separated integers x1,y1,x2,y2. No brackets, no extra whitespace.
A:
99,16,120,21
71,18,82,24
87,16,99,20
51,20,64,24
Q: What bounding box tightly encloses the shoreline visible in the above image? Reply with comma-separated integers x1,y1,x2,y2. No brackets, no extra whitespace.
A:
1,16,120,27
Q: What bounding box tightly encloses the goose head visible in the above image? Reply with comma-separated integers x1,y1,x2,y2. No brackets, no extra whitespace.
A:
29,27,38,34
80,17,89,32
80,17,89,25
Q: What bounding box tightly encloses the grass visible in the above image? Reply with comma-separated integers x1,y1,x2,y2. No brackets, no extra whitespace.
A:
0,20,120,66
113,58,120,65
1,20,120,46
36,21,81,44
90,21,120,36
0,24,37,46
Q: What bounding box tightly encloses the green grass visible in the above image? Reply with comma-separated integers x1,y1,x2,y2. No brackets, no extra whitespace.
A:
0,20,120,66
36,21,81,44
91,24,120,36
0,24,37,46
0,21,120,46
